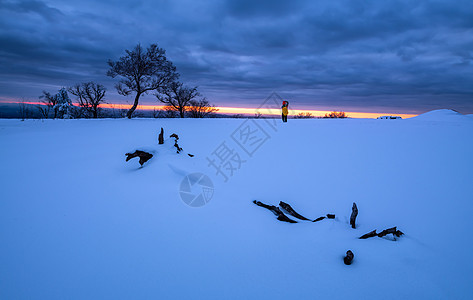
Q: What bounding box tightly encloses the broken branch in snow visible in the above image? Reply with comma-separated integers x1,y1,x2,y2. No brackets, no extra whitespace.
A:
170,133,183,153
125,150,153,166
253,200,297,223
359,227,404,239
378,227,404,238
350,202,358,229
312,214,336,222
166,132,194,156
359,230,378,239
279,201,311,221
344,250,354,265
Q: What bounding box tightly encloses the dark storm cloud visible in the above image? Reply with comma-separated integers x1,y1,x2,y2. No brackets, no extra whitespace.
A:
0,0,63,20
0,0,472,113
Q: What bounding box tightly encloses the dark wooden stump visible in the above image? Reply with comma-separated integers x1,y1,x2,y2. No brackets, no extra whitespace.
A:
344,250,354,265
125,150,153,166
350,202,358,229
158,127,164,144
326,214,335,219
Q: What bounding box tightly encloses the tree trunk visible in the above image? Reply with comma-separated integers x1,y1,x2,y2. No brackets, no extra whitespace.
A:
179,108,185,118
127,92,141,119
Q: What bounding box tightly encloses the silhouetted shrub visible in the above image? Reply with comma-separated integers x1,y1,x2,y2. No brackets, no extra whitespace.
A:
323,111,348,118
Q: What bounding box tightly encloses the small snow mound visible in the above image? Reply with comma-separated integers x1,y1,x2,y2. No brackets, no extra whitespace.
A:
411,109,470,121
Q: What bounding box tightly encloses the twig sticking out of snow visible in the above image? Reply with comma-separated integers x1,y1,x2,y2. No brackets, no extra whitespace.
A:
165,132,194,156
170,133,183,153
125,150,153,166
170,133,179,140
350,202,358,229
169,133,194,156
344,250,354,265
253,200,297,223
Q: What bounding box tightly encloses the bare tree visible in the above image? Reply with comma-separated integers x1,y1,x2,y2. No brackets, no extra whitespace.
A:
107,43,178,119
154,105,178,118
156,82,199,118
37,103,50,119
39,91,58,118
18,99,31,120
152,108,160,118
109,104,128,118
68,82,106,118
294,112,314,119
187,98,218,118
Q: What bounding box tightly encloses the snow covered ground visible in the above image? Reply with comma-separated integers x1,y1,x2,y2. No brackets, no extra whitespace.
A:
1,110,472,299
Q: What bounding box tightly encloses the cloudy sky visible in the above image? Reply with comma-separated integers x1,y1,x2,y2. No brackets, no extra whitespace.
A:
0,0,472,114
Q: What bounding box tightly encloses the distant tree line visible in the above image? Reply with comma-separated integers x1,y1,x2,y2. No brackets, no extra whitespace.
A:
323,111,348,118
292,111,348,119
27,43,217,119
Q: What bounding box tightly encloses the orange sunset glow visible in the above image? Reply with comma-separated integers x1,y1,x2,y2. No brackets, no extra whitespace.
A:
97,103,418,119
5,101,418,119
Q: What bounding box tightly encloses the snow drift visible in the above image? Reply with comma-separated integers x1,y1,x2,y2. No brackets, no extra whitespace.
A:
410,109,471,121
0,114,472,299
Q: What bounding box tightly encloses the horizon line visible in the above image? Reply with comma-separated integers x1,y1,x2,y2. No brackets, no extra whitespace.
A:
1,101,418,119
